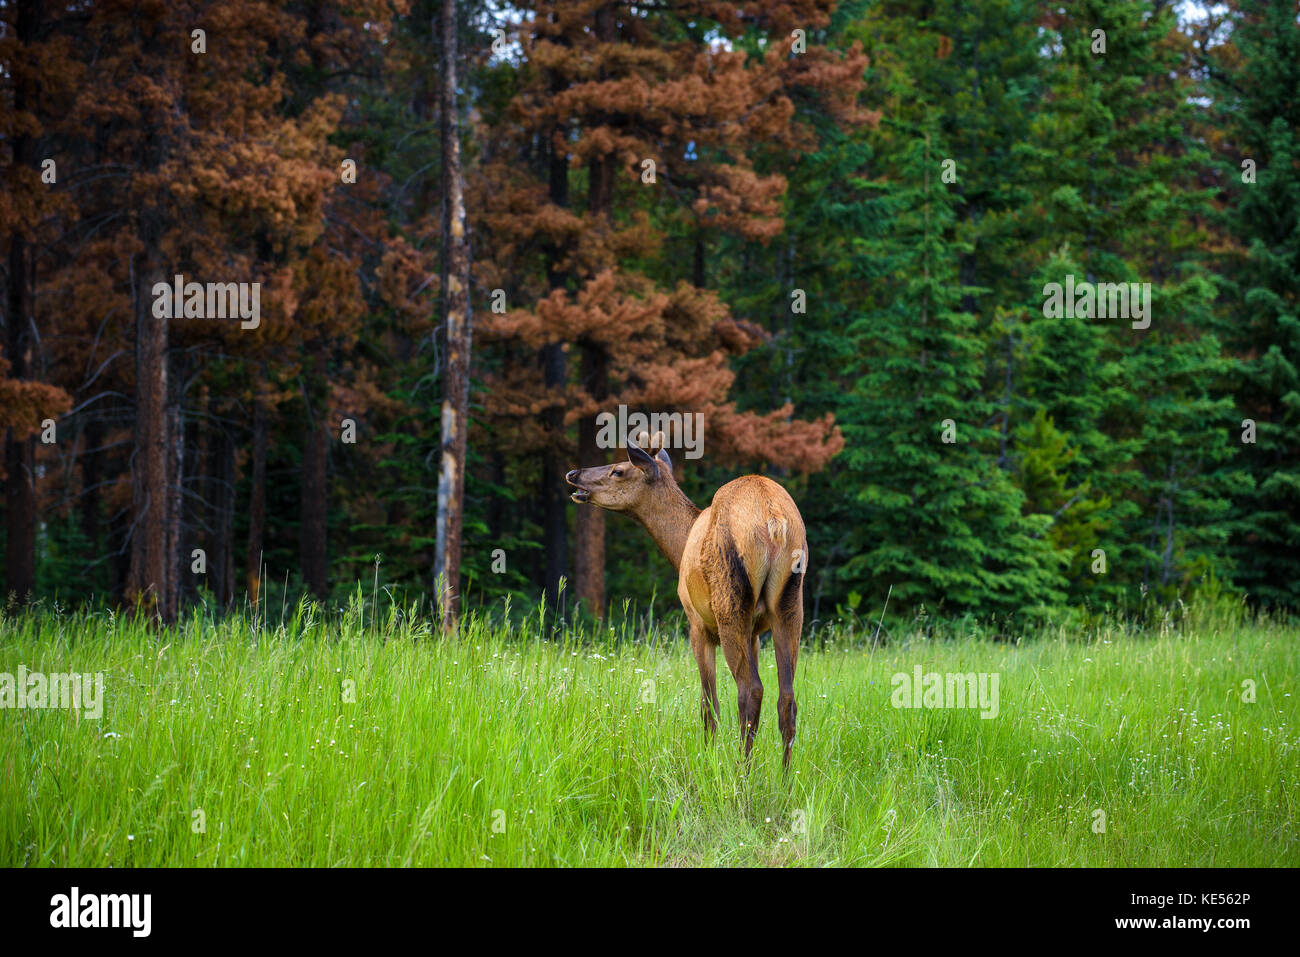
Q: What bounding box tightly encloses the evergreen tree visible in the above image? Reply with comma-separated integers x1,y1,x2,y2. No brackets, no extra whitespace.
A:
1211,0,1300,610
839,115,1065,623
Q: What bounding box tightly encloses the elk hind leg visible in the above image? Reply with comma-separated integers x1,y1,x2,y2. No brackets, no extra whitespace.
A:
690,621,720,736
718,612,761,759
770,575,804,769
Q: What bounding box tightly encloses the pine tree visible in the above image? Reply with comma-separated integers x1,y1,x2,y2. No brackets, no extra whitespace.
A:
1037,0,1241,607
839,116,1064,623
1211,0,1300,610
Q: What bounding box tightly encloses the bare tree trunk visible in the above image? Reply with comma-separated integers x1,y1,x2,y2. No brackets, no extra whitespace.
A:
300,416,328,600
4,240,36,606
219,430,236,607
300,344,329,601
128,208,170,623
199,393,219,604
573,4,617,619
434,0,473,632
541,343,567,618
541,57,571,621
245,379,267,607
130,281,170,621
3,0,40,606
81,416,103,577
574,343,608,617
123,8,175,624
164,352,185,621
183,399,204,608
206,419,236,608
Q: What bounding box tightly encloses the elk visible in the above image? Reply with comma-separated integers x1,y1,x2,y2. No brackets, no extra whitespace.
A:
567,431,807,766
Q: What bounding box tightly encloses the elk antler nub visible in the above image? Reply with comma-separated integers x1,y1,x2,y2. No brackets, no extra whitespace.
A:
635,429,667,454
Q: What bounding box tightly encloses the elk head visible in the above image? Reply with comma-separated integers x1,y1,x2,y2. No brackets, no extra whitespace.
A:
566,431,673,513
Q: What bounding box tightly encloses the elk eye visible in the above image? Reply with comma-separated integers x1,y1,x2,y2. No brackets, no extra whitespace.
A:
612,469,624,477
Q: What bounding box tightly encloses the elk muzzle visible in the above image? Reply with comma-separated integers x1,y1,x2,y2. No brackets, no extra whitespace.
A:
565,469,591,503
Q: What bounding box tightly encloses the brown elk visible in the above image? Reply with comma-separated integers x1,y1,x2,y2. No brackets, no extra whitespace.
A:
567,432,807,766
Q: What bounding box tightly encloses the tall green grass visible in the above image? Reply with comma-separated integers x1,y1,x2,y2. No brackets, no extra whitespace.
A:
1,597,1296,866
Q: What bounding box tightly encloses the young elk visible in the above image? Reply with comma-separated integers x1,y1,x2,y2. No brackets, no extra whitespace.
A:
567,431,807,766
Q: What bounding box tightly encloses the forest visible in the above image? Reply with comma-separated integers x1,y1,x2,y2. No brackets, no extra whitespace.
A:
2,0,1297,634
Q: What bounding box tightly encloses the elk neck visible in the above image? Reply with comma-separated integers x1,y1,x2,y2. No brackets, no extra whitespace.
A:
629,479,701,574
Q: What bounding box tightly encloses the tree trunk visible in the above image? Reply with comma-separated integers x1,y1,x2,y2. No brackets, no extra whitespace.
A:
207,420,236,608
542,342,568,617
541,61,571,620
3,0,39,606
246,379,267,607
574,343,608,617
4,237,36,606
435,0,473,632
128,219,170,622
124,10,174,624
201,397,222,606
80,416,103,579
164,351,185,621
573,5,617,618
299,340,330,598
300,357,329,601
129,285,170,620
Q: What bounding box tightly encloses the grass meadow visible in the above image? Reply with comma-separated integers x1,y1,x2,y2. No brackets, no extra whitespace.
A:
1,595,1296,867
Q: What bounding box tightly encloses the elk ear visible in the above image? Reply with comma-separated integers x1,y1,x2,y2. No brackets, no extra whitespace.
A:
655,447,672,474
627,437,659,479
